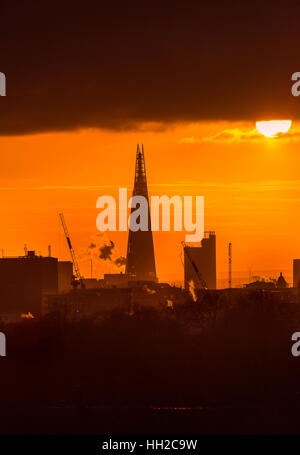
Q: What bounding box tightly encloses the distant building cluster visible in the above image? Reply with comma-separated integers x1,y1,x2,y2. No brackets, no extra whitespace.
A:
0,145,298,318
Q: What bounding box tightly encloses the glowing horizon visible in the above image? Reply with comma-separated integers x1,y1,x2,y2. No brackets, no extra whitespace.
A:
0,122,298,284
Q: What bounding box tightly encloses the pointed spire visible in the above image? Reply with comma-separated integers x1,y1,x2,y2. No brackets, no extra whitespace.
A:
126,145,157,282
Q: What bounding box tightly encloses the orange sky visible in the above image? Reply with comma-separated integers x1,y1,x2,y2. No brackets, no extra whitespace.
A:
1,121,299,286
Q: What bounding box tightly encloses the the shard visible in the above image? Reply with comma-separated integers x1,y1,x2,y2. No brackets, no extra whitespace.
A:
126,144,157,282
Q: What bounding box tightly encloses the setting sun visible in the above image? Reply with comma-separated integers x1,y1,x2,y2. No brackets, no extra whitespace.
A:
256,120,292,138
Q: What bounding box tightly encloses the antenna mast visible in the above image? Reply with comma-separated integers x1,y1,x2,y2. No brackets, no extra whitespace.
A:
228,242,232,289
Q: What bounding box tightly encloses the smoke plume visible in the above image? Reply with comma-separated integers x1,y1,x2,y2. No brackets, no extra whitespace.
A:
99,241,115,261
189,280,197,302
114,256,127,267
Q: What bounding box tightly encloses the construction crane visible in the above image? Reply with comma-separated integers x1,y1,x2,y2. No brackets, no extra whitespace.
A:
181,241,207,289
59,213,85,288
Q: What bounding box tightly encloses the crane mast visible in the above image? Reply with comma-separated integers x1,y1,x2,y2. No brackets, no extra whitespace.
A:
59,213,84,287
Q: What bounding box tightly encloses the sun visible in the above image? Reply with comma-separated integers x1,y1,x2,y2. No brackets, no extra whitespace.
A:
256,120,292,138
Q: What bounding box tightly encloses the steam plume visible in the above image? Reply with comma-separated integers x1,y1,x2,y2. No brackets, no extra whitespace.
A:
99,241,115,261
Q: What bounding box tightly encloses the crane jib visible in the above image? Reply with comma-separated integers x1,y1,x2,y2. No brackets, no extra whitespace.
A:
192,261,199,273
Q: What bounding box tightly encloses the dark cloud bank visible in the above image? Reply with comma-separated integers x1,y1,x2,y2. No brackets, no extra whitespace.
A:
1,0,300,135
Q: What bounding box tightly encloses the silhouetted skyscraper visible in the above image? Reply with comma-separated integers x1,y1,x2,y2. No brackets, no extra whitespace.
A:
184,231,216,289
0,250,72,315
126,145,157,282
